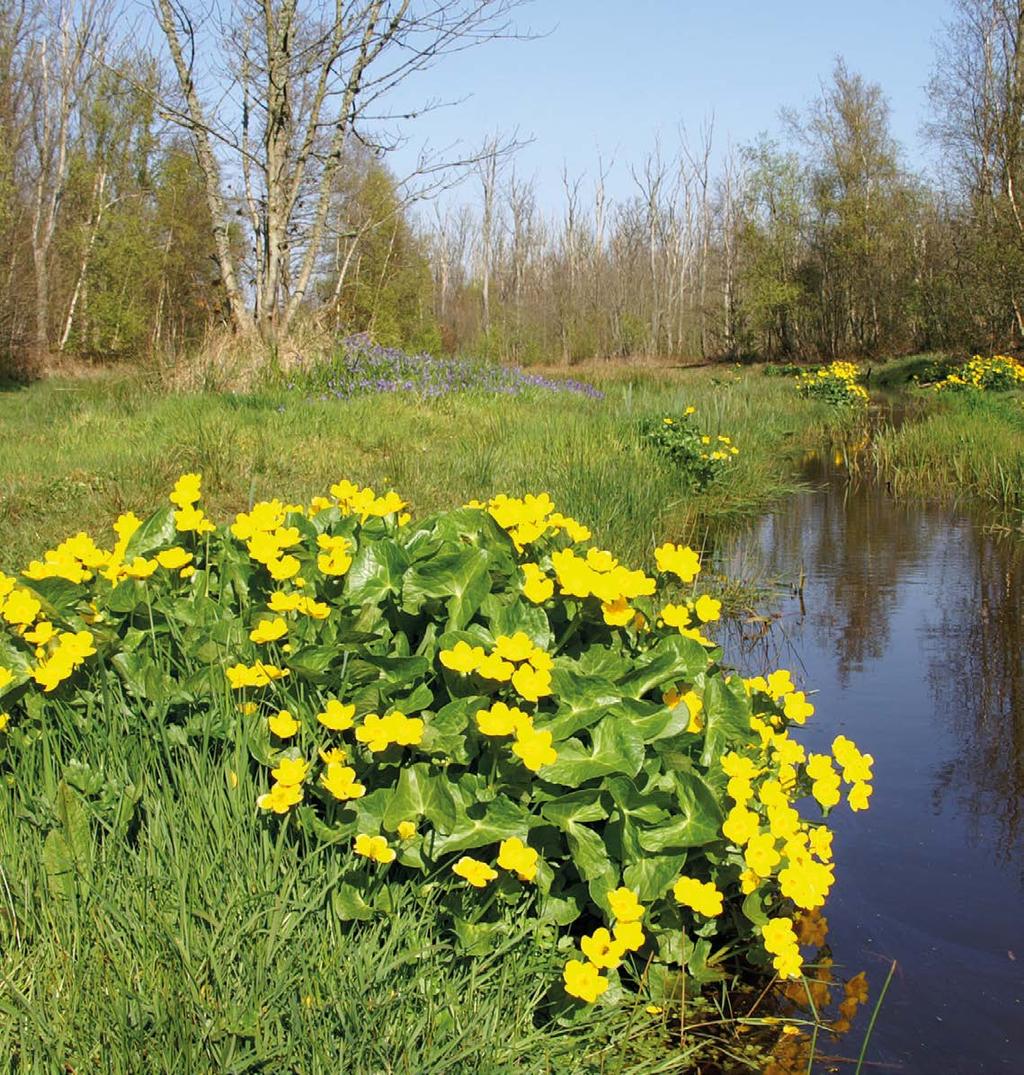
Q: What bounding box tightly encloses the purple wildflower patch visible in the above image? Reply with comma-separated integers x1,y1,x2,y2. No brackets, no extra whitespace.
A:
287,335,603,402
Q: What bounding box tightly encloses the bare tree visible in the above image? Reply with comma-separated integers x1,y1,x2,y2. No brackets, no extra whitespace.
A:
928,0,1024,338
153,0,527,347
25,0,111,359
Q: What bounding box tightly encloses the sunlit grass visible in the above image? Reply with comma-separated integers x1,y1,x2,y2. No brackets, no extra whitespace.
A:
870,390,1024,527
0,368,840,570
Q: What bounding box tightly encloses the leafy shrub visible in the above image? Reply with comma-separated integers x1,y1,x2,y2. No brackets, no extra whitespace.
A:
638,408,740,490
933,353,1024,393
0,476,872,1008
797,361,869,407
288,334,604,401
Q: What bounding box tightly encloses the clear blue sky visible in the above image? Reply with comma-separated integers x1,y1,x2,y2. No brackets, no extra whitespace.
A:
388,0,952,210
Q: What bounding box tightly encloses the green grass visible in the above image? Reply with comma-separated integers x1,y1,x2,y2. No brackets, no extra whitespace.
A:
870,389,1024,528
0,367,844,573
2,678,732,1074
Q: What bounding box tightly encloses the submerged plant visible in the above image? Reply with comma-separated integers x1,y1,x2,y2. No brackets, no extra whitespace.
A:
0,475,872,1011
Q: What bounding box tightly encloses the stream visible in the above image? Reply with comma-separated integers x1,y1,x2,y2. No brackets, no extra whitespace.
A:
719,448,1024,1073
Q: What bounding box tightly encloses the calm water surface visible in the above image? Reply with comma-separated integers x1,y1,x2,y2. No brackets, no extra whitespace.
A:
720,454,1024,1073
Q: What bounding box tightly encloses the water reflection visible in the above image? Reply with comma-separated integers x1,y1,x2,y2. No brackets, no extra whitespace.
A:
720,450,1024,1072
927,526,1024,870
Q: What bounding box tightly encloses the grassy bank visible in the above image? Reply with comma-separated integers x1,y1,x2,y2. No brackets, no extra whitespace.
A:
0,366,847,572
869,386,1024,530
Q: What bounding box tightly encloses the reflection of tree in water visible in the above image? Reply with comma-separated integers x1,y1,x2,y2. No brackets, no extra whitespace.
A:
927,529,1024,866
725,455,931,686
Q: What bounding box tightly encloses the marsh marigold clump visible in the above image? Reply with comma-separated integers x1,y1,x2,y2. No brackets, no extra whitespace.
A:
0,474,872,1009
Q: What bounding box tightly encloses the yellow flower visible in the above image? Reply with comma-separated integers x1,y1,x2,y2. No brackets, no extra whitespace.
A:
497,836,539,882
318,746,347,764
321,762,366,801
613,919,645,952
476,701,530,737
672,876,723,917
23,620,55,646
722,805,760,846
169,473,202,509
174,504,215,534
317,699,356,731
493,632,535,663
773,946,803,980
257,780,303,813
32,655,75,692
268,710,300,738
783,691,814,724
452,855,498,887
2,588,42,627
397,820,417,840
511,663,553,702
156,547,193,570
439,640,485,675
0,712,9,732
762,916,798,954
355,711,424,753
317,534,352,575
728,776,753,804
267,555,301,581
477,652,515,682
772,734,806,767
607,887,645,923
511,725,556,771
581,927,626,969
693,594,721,623
812,777,842,809
232,500,286,540
270,756,309,786
521,563,553,603
682,690,703,732
721,752,761,781
121,556,158,579
848,782,872,811
744,832,781,876
808,826,834,861
660,603,691,628
778,858,834,909
226,663,257,689
601,595,634,626
766,669,795,700
654,542,701,582
563,959,608,1003
739,868,761,894
250,617,288,644
268,590,303,613
354,833,395,864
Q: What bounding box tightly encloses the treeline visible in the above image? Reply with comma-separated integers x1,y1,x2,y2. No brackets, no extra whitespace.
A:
434,29,1024,365
3,0,1024,377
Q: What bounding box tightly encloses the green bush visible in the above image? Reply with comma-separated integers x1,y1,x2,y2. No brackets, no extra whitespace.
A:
638,408,740,491
797,361,869,407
